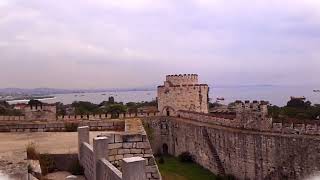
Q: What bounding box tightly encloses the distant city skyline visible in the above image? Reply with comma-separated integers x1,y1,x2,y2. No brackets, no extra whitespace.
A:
0,0,319,88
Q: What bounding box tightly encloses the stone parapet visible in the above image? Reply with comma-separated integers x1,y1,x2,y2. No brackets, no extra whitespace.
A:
78,122,156,180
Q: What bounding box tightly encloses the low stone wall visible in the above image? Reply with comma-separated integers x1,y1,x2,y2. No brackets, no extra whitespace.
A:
94,119,161,180
177,110,242,128
178,110,320,135
0,120,125,132
80,142,94,180
104,133,160,180
272,122,320,135
0,111,159,122
58,112,159,121
78,126,148,180
0,116,25,121
97,159,122,180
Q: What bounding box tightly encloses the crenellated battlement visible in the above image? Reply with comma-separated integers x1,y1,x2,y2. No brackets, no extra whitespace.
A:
158,74,209,116
57,111,159,121
234,100,268,114
165,74,198,86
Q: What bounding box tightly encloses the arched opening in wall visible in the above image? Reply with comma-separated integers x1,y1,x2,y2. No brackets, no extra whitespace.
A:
162,106,175,117
162,143,169,155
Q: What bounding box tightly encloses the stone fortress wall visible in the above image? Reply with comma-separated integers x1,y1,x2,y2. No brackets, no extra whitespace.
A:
78,118,161,180
0,119,125,132
0,111,158,122
24,104,56,121
157,74,209,116
145,74,320,180
0,103,56,122
143,116,320,180
2,74,320,180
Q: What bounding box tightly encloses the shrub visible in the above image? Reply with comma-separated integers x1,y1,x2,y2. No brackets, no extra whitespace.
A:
26,142,39,160
64,122,79,132
39,154,55,175
178,152,194,163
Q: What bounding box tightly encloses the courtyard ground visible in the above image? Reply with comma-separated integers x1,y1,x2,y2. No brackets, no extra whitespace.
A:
0,131,103,179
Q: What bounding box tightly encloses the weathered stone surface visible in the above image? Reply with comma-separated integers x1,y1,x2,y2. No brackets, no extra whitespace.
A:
130,149,142,154
118,149,130,155
108,143,123,150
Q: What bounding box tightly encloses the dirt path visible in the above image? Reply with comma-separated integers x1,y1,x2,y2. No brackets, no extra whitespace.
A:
0,131,103,178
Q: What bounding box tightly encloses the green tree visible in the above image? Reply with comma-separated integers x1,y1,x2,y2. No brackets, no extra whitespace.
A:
72,101,101,115
105,104,127,118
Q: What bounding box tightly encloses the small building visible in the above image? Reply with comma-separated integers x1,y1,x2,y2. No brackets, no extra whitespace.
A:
14,102,56,121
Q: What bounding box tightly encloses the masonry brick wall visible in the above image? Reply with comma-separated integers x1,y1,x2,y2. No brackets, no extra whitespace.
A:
80,142,95,180
144,116,320,180
0,120,125,132
101,132,161,180
158,74,209,116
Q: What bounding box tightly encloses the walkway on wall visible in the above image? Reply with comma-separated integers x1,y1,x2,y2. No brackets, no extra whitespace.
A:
202,127,225,175
174,117,320,140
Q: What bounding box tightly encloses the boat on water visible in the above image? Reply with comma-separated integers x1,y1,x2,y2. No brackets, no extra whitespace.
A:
217,97,225,101
313,90,320,92
101,93,106,95
290,96,306,100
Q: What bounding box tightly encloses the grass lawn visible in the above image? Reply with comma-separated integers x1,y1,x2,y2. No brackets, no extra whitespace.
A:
157,156,218,180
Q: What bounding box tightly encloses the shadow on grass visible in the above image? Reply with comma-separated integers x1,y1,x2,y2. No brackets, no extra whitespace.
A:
156,156,219,180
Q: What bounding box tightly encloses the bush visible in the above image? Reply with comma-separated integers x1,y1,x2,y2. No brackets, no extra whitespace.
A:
26,142,39,160
64,122,79,132
39,154,55,175
178,152,194,163
158,156,165,164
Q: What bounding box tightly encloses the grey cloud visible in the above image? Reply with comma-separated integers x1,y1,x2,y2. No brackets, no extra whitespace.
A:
0,0,319,88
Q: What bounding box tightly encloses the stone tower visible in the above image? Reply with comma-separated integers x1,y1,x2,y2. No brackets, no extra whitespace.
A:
157,74,209,116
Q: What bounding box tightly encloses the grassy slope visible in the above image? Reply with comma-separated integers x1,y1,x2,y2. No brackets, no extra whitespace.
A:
157,156,218,180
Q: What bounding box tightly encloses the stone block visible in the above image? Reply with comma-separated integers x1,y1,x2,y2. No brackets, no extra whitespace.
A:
109,155,115,161
124,134,143,142
130,149,142,154
124,154,134,158
148,158,156,165
108,143,123,150
115,155,124,160
144,149,153,154
146,165,158,173
109,149,118,155
152,172,160,179
136,142,151,149
143,154,153,158
118,149,131,155
114,134,123,143
123,142,133,149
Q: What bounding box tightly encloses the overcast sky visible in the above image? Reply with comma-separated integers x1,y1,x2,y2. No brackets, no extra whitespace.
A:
0,0,319,89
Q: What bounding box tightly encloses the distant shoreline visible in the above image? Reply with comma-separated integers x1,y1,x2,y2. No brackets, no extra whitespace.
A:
6,96,56,104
